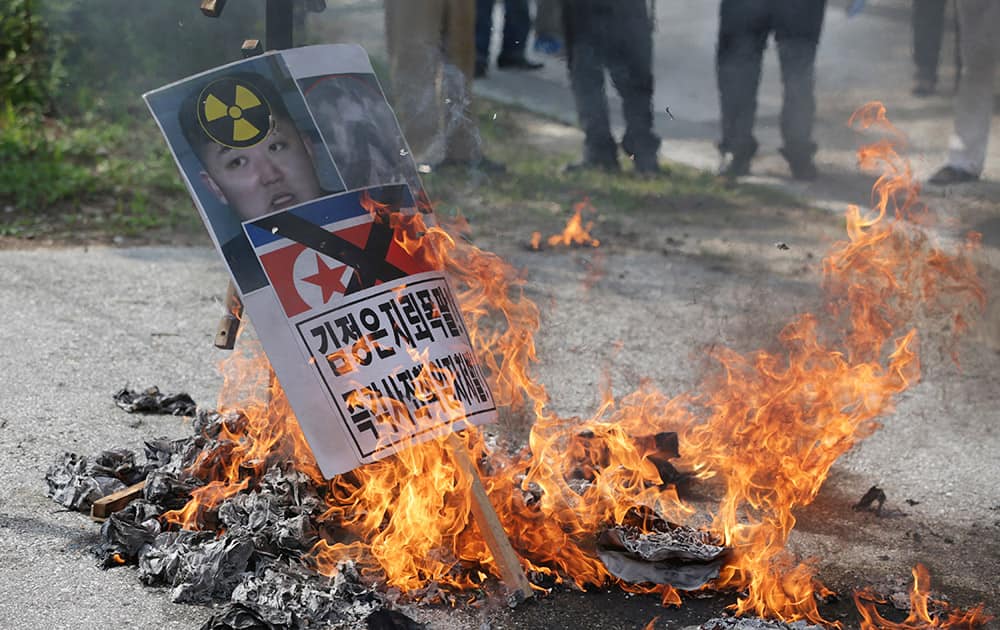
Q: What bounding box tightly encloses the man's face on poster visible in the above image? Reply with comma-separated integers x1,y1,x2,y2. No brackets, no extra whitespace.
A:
200,117,324,222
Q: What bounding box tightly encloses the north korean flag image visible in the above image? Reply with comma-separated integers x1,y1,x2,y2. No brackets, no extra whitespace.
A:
244,184,433,318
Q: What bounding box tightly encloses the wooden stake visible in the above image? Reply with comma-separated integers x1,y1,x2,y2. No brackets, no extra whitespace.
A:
446,432,533,605
90,481,146,521
200,0,227,17
214,280,243,350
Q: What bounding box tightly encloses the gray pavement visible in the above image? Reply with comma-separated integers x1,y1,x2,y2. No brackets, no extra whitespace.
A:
3,229,999,628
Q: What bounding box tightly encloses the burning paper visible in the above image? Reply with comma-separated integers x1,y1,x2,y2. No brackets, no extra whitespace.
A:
144,45,497,477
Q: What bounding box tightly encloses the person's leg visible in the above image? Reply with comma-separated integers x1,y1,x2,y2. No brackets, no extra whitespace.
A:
564,1,617,168
605,0,660,172
475,0,495,74
773,0,825,179
499,0,531,59
911,0,946,94
385,0,447,165
534,0,563,51
716,0,770,173
939,0,998,179
496,0,543,68
442,0,484,163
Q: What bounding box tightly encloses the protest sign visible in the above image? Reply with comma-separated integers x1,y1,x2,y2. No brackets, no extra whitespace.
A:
145,44,497,477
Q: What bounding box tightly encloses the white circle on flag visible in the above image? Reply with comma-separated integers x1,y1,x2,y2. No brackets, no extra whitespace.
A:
291,249,354,307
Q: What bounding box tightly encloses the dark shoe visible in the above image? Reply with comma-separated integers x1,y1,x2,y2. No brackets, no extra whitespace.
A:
474,60,488,79
563,157,620,174
927,165,979,185
718,152,751,178
632,153,661,175
787,159,818,181
779,147,818,181
912,77,936,97
496,55,544,71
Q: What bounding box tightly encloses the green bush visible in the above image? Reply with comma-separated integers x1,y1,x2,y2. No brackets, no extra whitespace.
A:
0,103,184,211
1,0,65,110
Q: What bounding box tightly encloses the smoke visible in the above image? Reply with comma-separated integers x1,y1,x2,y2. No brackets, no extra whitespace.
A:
38,0,264,113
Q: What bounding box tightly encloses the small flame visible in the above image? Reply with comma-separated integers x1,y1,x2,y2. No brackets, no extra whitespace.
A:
854,564,993,629
547,199,600,248
359,189,392,223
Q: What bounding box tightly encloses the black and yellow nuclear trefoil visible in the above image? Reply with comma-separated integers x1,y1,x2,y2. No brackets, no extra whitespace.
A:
197,78,272,149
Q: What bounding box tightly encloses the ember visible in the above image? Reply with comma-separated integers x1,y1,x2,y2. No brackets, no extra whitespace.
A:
47,104,991,627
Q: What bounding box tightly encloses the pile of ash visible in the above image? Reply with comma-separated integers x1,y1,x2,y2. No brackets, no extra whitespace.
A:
45,403,423,630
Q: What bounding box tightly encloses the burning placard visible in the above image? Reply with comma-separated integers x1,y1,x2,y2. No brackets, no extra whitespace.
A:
145,45,497,477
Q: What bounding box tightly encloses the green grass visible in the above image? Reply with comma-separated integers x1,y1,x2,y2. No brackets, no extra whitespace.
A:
420,101,811,245
0,104,199,241
0,97,815,247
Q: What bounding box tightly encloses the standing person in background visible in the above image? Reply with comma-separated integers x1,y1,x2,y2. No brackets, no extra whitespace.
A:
533,0,563,57
911,0,958,96
715,0,827,180
384,0,503,173
475,0,544,78
561,0,661,175
927,0,998,185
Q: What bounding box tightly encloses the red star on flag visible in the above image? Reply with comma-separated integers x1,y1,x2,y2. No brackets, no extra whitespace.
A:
301,254,349,303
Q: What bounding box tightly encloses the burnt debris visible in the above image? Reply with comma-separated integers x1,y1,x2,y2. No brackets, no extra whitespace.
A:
852,485,887,515
699,618,823,630
596,507,731,590
46,449,154,511
46,405,421,629
114,385,198,416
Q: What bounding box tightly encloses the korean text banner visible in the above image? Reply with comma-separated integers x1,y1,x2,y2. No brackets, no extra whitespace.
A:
144,44,497,477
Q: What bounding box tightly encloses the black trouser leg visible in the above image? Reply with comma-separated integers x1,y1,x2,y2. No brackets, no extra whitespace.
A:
475,0,496,65
605,0,659,160
564,2,616,163
568,42,616,161
772,0,824,162
775,36,819,161
716,0,769,159
499,0,532,59
912,0,947,83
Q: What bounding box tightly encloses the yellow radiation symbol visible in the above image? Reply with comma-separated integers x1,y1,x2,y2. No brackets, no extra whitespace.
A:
197,77,273,149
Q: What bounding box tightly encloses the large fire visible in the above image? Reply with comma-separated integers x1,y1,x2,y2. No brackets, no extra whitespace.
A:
164,104,989,626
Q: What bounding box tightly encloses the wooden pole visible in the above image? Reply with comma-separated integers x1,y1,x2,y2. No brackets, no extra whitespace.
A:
446,432,533,605
214,280,243,349
90,481,146,521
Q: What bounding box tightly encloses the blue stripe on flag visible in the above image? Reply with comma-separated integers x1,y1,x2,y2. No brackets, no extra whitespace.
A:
244,184,414,247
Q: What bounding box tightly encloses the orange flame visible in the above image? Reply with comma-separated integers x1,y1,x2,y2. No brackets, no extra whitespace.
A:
161,341,323,529
530,231,542,250
360,189,392,223
854,564,993,629
161,104,986,625
547,199,600,248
